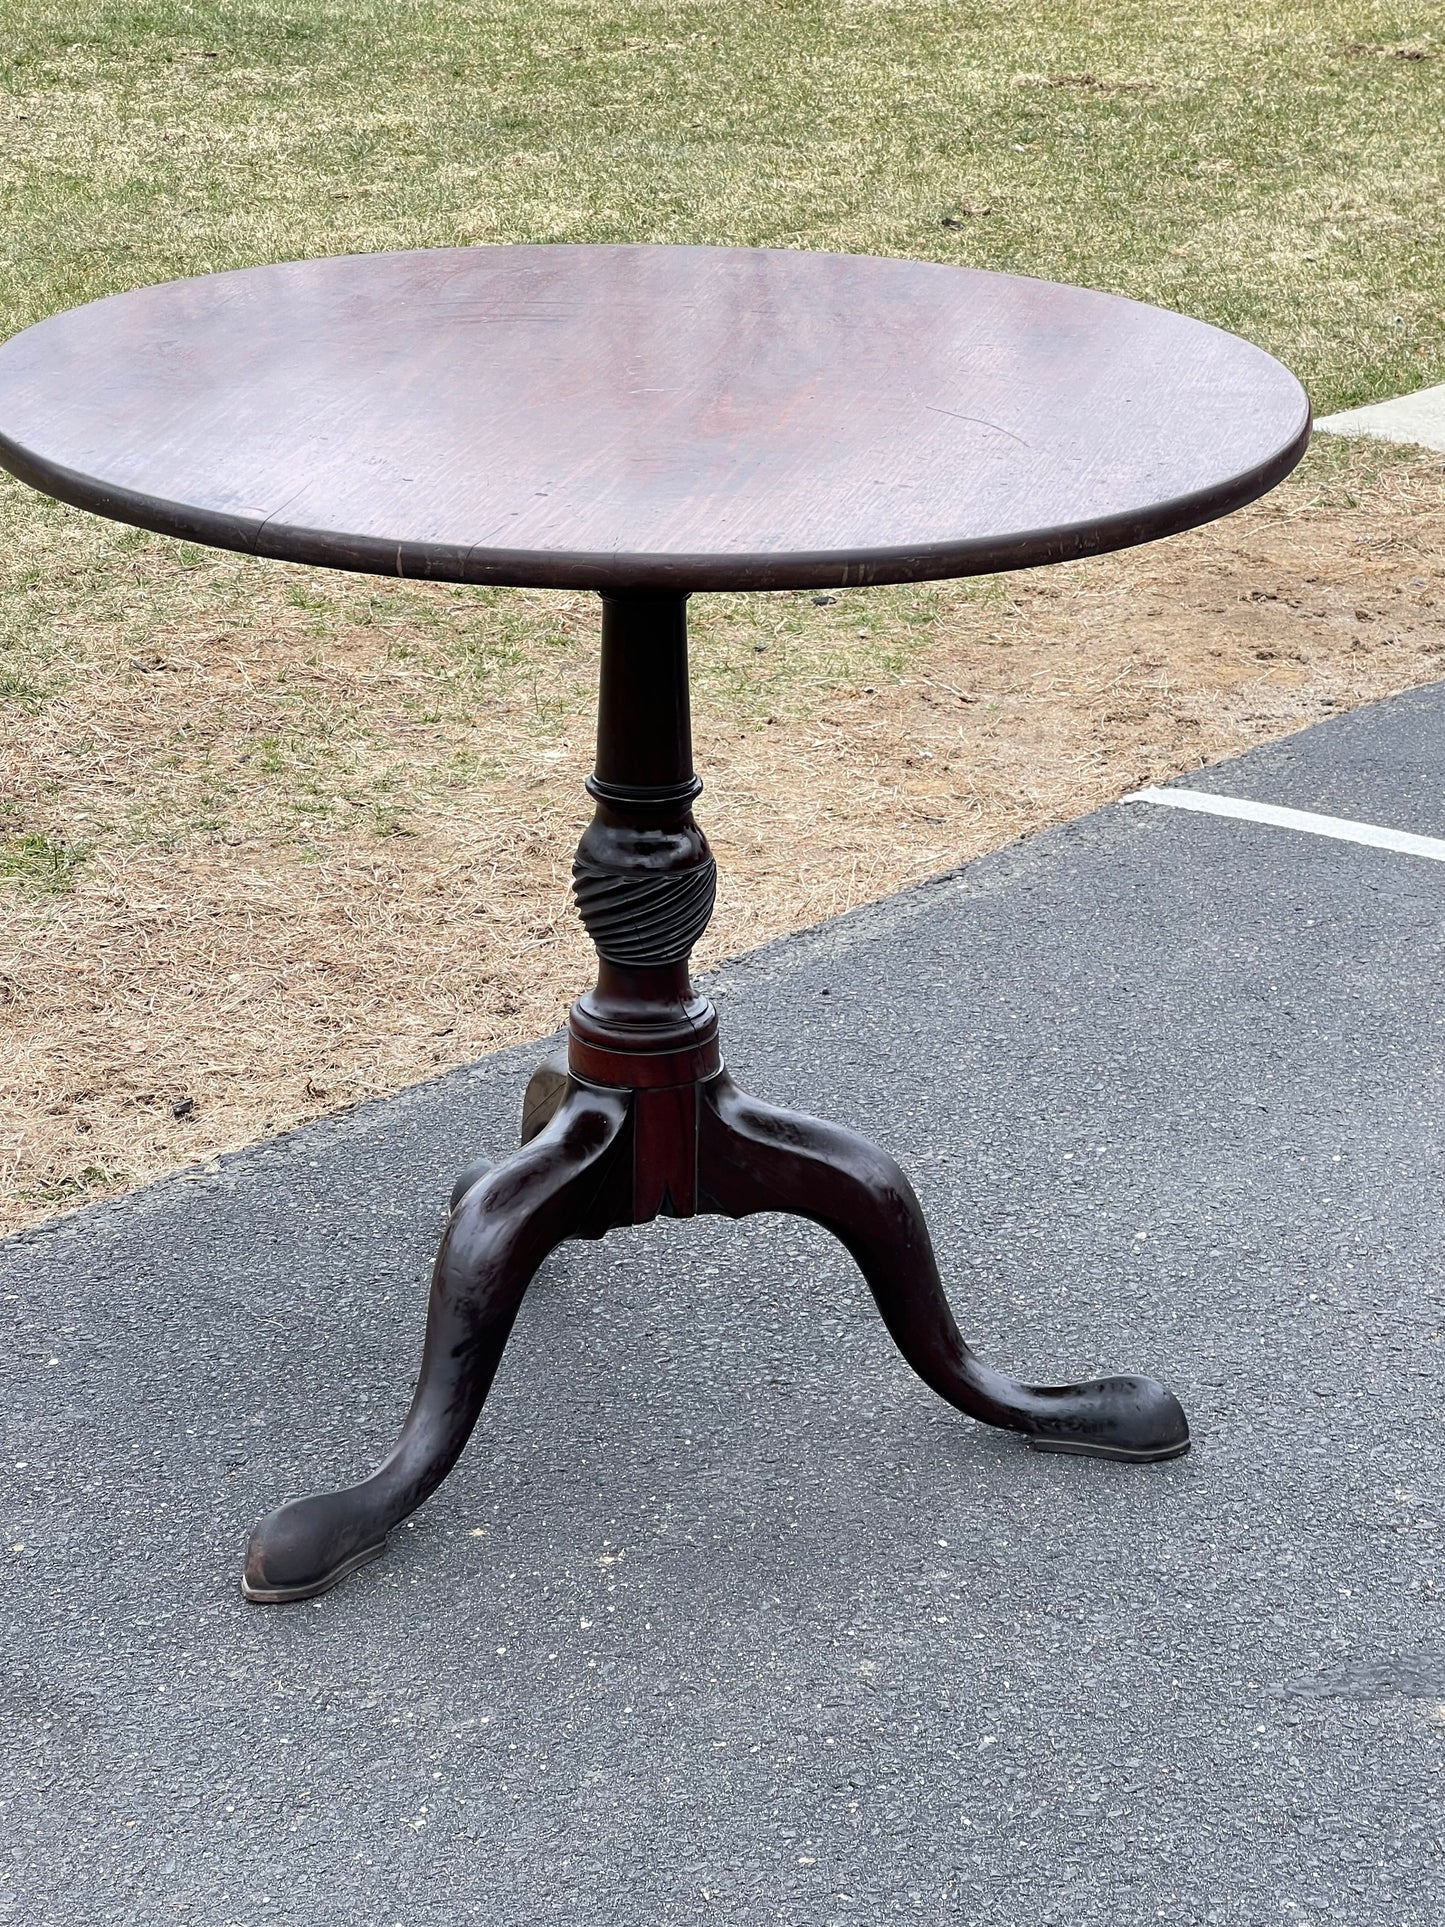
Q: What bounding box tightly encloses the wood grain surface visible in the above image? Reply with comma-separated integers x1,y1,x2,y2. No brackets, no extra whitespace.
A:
0,246,1310,591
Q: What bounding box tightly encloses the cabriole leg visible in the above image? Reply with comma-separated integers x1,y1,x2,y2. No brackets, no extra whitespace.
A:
698,1072,1189,1461
243,1082,630,1602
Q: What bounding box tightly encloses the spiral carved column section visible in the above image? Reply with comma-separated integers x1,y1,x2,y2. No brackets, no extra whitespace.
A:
573,839,717,969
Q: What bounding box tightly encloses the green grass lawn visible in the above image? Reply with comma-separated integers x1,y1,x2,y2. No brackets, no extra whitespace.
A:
1,0,1441,408
1,0,1442,870
0,2,1441,410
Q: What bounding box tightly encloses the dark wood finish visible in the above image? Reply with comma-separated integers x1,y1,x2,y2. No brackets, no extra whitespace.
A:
696,1076,1185,1459
519,1050,570,1147
0,249,1274,1600
245,1081,633,1604
0,246,1309,593
244,593,1188,1604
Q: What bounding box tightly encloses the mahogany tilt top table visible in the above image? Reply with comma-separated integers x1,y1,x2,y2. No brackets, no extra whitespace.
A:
0,246,1311,1602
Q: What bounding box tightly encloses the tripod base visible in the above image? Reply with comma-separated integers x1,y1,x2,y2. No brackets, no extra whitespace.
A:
243,1054,1188,1604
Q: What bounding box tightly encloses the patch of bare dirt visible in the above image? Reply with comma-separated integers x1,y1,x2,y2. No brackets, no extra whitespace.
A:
2,443,1442,1235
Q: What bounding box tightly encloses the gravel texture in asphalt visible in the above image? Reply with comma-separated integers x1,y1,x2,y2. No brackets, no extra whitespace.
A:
4,686,1444,1927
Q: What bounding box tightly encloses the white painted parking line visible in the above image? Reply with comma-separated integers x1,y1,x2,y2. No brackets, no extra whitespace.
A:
1122,786,1445,864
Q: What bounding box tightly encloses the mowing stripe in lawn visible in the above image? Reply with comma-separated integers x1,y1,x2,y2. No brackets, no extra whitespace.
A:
1122,786,1445,865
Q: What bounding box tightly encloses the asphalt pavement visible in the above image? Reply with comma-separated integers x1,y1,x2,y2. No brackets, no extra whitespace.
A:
4,684,1444,1927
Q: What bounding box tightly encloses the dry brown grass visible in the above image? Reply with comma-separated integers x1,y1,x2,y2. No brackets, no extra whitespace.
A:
2,435,1443,1233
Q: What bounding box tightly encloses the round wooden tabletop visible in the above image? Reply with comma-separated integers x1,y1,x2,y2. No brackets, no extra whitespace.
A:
0,246,1309,593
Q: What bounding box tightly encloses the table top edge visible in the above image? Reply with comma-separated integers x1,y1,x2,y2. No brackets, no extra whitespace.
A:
0,407,1313,593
